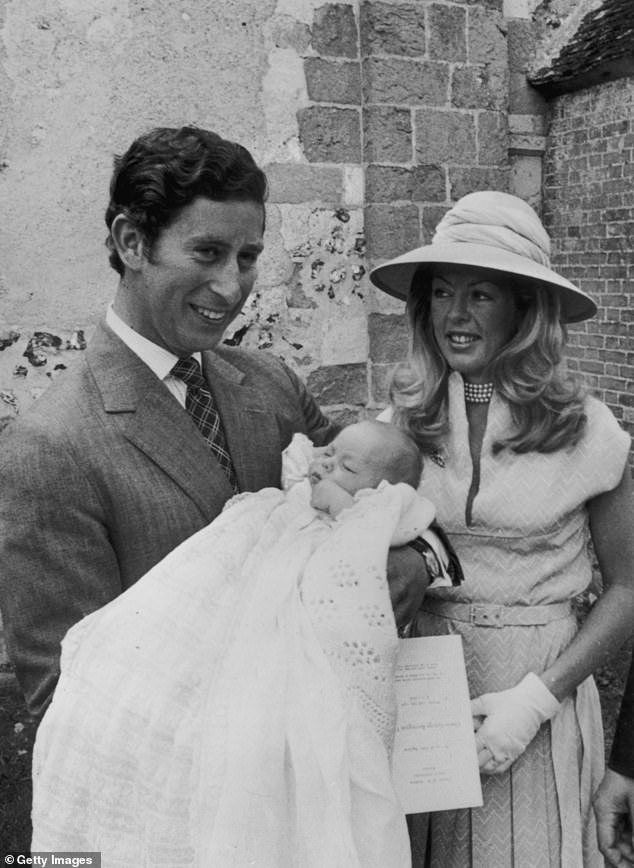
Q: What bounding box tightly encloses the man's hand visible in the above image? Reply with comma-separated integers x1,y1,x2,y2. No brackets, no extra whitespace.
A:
593,768,634,866
386,545,430,631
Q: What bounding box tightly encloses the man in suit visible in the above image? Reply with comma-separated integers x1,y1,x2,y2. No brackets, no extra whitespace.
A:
0,126,429,718
594,654,634,866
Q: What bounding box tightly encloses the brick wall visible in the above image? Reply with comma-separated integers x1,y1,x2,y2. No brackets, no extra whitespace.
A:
542,76,634,455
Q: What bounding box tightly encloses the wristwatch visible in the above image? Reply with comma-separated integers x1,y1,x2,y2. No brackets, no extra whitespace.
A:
406,523,464,587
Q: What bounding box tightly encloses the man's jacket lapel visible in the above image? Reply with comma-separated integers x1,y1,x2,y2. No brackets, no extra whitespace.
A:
87,322,235,520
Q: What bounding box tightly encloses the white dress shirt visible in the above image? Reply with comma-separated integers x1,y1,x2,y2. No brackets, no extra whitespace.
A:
106,305,202,409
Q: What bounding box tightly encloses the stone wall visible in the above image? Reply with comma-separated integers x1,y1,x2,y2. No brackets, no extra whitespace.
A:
542,76,634,451
0,0,538,435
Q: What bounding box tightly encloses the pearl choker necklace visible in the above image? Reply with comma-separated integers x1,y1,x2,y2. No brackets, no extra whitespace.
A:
463,381,494,403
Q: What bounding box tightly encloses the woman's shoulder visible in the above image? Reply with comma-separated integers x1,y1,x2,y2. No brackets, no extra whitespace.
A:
583,393,630,443
576,393,631,479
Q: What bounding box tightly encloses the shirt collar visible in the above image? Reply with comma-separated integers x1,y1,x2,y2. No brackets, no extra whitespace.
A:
106,305,202,380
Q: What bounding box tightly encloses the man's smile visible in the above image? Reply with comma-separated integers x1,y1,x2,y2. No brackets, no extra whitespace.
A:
191,303,228,322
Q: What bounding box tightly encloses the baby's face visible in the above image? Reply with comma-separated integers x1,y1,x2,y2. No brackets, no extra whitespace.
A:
308,422,390,495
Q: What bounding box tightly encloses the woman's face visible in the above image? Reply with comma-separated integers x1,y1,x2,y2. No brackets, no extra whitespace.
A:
430,265,520,383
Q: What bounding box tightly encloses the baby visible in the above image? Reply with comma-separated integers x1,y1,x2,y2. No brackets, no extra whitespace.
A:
303,420,457,585
31,420,444,868
307,419,422,517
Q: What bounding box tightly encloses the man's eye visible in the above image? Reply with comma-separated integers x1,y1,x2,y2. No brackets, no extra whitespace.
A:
239,252,259,269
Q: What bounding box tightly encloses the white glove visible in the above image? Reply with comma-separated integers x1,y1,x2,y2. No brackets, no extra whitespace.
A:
471,672,560,775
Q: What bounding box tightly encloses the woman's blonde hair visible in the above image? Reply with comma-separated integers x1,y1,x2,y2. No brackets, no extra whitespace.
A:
389,267,588,456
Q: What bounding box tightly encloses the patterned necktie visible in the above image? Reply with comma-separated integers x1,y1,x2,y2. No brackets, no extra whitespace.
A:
171,357,238,492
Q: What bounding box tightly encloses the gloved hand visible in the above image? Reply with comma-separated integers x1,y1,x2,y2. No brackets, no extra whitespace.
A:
471,672,560,775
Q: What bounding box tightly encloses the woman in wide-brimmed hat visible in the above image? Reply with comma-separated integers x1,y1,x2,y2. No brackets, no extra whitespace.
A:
372,191,634,868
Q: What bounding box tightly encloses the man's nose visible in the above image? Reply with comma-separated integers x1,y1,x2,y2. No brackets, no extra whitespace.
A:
212,258,245,305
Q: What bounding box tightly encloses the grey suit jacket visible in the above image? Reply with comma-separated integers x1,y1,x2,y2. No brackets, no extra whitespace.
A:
0,321,337,715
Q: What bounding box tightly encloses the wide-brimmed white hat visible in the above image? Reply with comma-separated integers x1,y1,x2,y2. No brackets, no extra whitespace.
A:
370,191,597,323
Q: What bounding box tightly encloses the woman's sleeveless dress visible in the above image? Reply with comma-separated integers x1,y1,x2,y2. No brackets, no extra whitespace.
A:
409,373,630,868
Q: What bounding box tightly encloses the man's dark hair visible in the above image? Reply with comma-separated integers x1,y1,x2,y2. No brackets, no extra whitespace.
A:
104,126,268,275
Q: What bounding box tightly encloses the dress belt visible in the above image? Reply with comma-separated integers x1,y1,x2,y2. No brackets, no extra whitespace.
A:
420,598,573,628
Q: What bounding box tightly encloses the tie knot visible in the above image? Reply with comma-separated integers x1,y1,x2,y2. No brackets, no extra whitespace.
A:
172,357,206,390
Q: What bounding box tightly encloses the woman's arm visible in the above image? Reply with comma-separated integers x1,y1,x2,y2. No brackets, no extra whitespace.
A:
473,466,634,773
540,466,634,701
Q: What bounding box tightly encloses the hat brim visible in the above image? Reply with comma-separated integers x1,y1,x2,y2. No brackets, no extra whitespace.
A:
369,242,597,323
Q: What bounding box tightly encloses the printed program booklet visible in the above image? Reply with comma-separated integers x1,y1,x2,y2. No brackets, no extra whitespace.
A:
392,634,483,813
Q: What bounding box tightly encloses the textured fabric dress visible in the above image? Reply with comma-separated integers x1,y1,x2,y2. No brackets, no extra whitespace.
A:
408,373,631,868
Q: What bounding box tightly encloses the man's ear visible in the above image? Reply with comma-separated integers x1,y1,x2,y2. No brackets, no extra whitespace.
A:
110,214,147,272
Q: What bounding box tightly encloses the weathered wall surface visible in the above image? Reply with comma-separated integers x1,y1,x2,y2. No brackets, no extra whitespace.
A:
542,76,634,448
0,0,531,434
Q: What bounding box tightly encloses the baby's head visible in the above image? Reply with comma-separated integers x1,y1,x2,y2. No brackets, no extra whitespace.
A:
309,420,422,496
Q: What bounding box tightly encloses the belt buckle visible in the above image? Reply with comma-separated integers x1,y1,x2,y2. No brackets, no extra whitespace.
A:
469,604,503,627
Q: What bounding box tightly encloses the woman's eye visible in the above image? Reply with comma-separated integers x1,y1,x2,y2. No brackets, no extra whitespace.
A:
432,286,450,298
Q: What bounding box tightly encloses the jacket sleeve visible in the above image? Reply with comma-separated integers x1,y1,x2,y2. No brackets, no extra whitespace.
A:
0,422,121,717
279,362,340,447
609,650,634,777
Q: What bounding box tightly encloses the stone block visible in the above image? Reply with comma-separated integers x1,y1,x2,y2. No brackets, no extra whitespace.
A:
370,362,394,405
506,18,535,71
306,362,368,404
503,0,530,17
298,106,362,163
510,154,543,211
364,203,421,259
368,313,409,363
452,64,509,111
365,164,445,202
265,163,344,203
478,111,510,165
468,6,507,66
266,15,312,53
421,204,451,241
509,71,547,115
363,58,448,106
304,58,362,105
311,4,358,58
415,109,476,164
363,107,412,163
428,4,467,63
509,133,547,156
360,2,425,57
449,166,510,200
